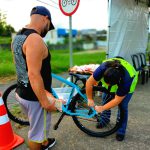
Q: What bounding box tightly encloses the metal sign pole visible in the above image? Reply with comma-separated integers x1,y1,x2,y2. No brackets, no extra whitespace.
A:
59,0,80,68
69,16,73,68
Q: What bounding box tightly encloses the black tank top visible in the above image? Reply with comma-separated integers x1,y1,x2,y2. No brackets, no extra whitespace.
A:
12,28,52,101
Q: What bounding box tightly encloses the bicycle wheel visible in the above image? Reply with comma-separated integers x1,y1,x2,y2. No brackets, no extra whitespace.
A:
71,89,123,137
71,0,77,5
2,83,29,125
62,0,67,7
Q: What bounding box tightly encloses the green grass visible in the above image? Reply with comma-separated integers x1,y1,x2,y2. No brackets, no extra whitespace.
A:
0,36,12,44
51,50,105,73
0,49,106,77
0,50,16,76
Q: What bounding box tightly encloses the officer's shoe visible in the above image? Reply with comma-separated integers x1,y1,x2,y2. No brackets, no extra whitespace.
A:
116,134,125,141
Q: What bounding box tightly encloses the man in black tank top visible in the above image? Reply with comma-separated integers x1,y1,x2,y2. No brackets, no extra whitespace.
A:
11,6,61,150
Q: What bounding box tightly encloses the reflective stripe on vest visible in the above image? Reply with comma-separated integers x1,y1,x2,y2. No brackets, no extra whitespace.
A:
101,58,138,93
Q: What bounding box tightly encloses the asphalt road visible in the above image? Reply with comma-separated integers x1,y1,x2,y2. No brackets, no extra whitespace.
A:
0,75,150,150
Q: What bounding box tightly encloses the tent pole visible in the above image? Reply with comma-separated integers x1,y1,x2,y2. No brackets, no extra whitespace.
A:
107,0,112,59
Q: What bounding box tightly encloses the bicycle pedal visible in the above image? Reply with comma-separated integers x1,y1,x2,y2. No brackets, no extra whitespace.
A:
88,109,93,115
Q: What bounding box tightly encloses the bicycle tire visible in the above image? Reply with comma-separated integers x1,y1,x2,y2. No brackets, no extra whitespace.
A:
71,89,123,137
3,83,29,126
62,0,67,7
71,0,77,5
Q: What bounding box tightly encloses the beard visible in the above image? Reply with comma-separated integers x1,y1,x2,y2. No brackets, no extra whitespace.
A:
40,23,49,37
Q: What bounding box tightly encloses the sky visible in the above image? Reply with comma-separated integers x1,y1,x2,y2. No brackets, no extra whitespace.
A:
0,0,108,31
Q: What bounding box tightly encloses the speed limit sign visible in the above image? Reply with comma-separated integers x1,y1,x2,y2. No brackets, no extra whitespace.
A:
59,0,80,16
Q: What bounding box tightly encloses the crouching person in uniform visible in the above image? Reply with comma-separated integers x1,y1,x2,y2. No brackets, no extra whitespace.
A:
86,57,138,141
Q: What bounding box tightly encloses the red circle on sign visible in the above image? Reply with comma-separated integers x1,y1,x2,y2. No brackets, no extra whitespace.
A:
59,0,80,16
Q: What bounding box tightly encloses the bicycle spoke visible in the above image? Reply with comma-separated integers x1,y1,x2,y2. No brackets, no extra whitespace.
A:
72,89,121,137
75,117,98,122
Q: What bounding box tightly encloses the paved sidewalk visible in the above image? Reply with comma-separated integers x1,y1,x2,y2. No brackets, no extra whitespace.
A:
0,77,150,150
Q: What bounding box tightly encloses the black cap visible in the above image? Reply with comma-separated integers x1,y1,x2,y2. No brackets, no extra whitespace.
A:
30,6,55,30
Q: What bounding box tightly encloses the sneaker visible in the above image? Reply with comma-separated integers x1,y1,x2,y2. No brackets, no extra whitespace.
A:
116,134,125,141
41,138,56,150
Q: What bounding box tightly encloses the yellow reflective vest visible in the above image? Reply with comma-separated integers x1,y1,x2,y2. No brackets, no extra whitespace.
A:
100,58,138,93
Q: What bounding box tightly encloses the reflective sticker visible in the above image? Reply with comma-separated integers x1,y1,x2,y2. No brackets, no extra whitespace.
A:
0,97,4,106
0,114,9,125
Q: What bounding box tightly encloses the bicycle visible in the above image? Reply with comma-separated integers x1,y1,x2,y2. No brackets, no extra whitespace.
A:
62,0,77,7
2,73,123,137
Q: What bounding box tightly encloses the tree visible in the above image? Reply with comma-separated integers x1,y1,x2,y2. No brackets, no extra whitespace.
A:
0,10,15,36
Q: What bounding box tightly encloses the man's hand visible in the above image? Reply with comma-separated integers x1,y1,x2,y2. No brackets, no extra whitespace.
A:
95,105,104,113
41,100,57,112
88,99,95,107
54,98,66,112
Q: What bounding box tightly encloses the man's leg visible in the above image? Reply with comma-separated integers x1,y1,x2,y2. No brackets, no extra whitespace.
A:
28,140,42,150
16,95,55,149
29,138,56,150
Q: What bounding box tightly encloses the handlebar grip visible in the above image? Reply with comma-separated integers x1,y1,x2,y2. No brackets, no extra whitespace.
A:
69,73,89,80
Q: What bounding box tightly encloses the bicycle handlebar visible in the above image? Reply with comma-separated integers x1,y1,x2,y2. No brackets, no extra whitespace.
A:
93,86,110,94
69,73,113,95
69,72,90,85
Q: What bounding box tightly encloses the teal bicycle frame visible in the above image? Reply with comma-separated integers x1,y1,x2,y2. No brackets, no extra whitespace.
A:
51,73,97,119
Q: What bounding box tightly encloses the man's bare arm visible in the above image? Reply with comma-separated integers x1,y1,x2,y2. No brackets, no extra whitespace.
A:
24,33,56,111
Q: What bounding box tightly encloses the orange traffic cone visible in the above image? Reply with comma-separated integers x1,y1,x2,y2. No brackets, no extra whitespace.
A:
0,92,24,150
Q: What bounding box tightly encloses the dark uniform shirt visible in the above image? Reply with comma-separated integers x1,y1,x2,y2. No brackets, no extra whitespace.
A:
93,62,134,96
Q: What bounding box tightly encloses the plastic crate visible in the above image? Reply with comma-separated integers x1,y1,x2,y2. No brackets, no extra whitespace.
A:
53,87,77,102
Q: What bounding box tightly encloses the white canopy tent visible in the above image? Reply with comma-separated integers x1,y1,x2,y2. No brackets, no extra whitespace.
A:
107,0,149,64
